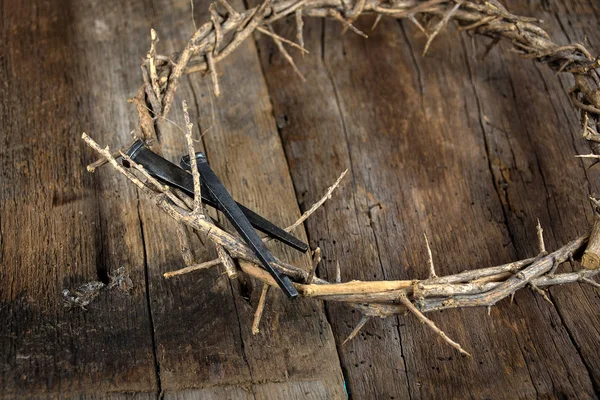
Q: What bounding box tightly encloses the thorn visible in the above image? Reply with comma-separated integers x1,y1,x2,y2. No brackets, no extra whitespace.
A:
329,9,368,38
335,260,342,283
548,256,559,276
342,315,370,345
256,26,309,54
252,283,270,335
306,247,321,283
408,14,428,36
529,283,554,305
422,1,462,56
487,306,492,316
280,169,347,234
576,153,600,159
265,25,306,81
581,277,600,289
536,218,547,256
371,14,383,31
163,258,222,278
399,295,471,357
424,233,437,279
295,10,305,55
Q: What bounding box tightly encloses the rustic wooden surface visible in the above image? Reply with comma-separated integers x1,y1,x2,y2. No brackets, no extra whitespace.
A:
1,0,599,398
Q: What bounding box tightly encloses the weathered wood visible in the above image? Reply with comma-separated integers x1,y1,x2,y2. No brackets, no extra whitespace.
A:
129,10,253,396
582,217,600,269
182,0,346,394
166,381,338,399
69,394,157,400
255,10,599,400
0,1,158,397
134,0,345,397
3,0,600,397
501,0,600,391
166,387,253,400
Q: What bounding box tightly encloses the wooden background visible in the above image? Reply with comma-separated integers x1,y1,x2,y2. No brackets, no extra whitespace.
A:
2,0,600,398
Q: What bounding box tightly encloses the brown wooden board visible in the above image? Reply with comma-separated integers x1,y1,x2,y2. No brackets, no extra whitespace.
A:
255,10,600,400
501,0,600,391
0,0,158,397
132,0,345,397
2,0,600,398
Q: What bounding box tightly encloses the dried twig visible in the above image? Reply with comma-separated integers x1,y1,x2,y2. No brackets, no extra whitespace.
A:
252,283,270,334
84,138,598,354
143,0,600,151
176,223,195,266
286,170,347,233
206,53,221,97
216,244,238,279
164,258,222,278
182,100,203,215
306,247,321,283
399,295,471,357
86,140,135,172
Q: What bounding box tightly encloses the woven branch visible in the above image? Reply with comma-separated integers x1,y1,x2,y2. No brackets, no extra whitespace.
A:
82,0,600,354
149,0,600,148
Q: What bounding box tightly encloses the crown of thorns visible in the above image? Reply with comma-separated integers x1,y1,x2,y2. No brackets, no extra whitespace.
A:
82,0,600,355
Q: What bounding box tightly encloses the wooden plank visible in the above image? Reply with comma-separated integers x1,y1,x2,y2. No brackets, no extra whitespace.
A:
255,10,598,399
475,0,600,392
127,12,253,400
252,381,343,399
5,0,599,397
166,381,339,400
166,380,338,400
68,394,157,400
0,0,158,397
132,0,346,397
252,16,413,399
166,387,253,400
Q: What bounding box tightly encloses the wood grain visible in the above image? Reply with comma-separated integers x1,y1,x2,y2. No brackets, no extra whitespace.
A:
133,0,346,397
501,0,600,391
254,10,599,399
2,0,600,398
0,0,157,397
